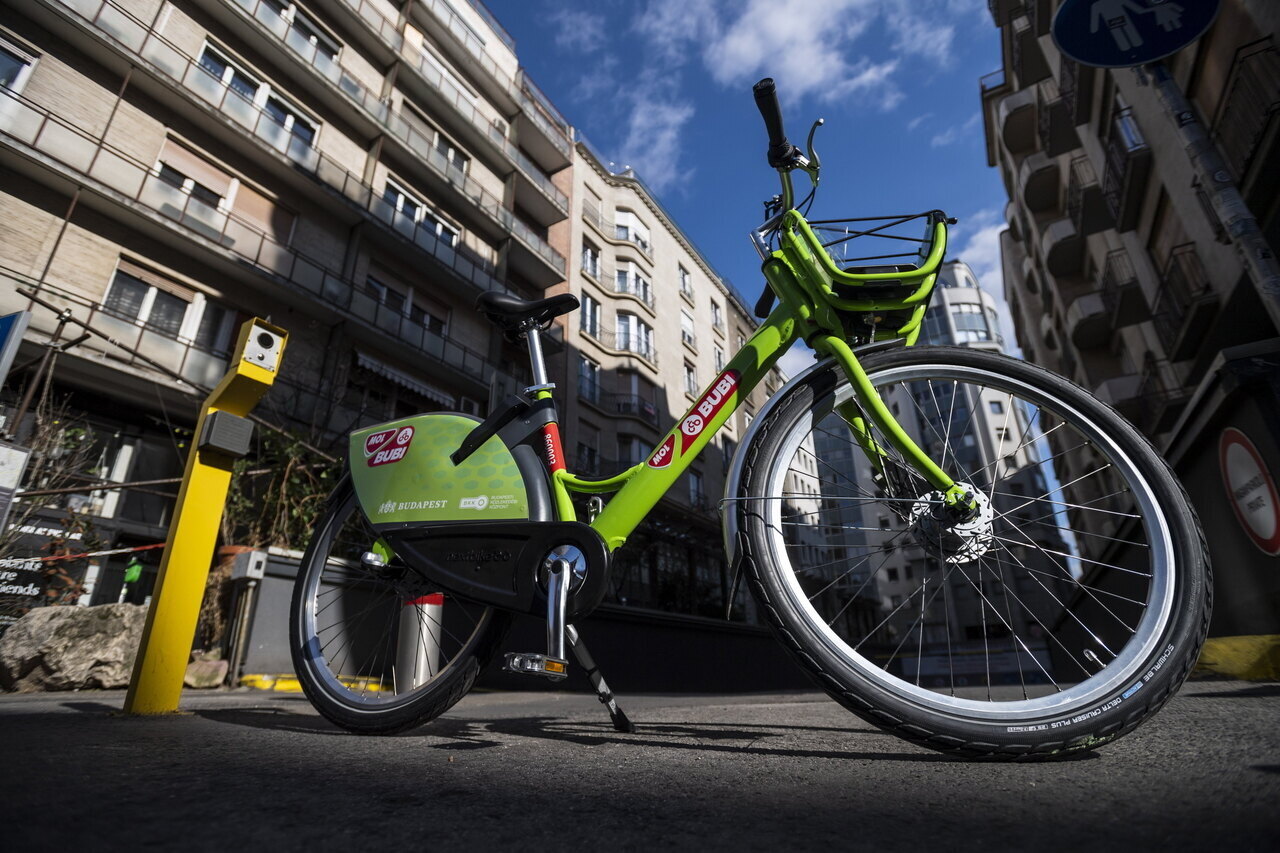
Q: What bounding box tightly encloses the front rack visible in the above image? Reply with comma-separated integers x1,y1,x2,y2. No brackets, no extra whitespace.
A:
774,210,950,344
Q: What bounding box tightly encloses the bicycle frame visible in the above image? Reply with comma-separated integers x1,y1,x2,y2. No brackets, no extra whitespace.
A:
545,209,970,553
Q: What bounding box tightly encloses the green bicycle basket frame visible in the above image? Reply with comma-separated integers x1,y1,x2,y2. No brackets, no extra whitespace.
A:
771,209,950,344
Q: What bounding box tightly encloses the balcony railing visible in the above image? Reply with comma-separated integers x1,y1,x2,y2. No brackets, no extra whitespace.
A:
1102,107,1152,232
610,394,659,427
1151,244,1218,362
396,42,567,215
2,272,232,389
518,73,573,158
1135,357,1190,436
228,0,391,123
580,325,658,365
53,0,565,277
1066,154,1111,235
615,270,654,308
980,69,1006,95
0,87,515,390
1098,248,1147,330
1211,39,1280,185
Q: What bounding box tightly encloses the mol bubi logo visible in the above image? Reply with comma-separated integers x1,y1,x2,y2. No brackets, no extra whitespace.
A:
367,426,414,467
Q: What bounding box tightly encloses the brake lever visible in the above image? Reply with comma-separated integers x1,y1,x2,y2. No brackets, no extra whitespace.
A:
804,118,824,187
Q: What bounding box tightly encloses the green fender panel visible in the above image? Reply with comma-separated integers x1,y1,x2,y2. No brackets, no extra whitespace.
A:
349,414,531,525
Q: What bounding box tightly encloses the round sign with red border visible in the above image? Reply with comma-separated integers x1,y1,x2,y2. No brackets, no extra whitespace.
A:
1219,427,1280,556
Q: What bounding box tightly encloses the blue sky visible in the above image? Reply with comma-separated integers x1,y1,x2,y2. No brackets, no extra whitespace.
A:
487,0,1011,372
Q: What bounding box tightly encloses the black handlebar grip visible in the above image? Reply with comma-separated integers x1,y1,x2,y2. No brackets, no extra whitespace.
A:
753,78,787,148
753,78,796,168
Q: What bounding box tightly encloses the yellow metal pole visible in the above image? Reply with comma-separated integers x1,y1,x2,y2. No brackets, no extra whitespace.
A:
124,319,287,715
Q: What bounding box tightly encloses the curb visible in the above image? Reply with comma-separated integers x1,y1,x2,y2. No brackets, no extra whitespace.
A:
1193,635,1280,681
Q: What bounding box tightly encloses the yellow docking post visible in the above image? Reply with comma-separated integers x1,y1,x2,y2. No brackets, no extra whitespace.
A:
124,319,287,715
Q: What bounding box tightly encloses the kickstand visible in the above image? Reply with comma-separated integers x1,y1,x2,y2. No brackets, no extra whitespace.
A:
566,624,635,733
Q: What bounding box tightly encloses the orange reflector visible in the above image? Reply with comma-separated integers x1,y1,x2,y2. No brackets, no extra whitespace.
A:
545,661,566,673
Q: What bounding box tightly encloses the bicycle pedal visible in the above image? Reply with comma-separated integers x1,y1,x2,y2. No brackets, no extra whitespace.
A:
504,652,569,681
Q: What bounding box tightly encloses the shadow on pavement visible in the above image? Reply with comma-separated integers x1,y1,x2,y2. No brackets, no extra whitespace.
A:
192,707,1098,763
1187,683,1280,699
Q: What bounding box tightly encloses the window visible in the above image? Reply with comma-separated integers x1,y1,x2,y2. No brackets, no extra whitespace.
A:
365,276,406,313
619,434,646,466
616,313,653,360
580,293,601,338
383,179,458,247
678,265,693,298
615,261,652,305
680,311,696,348
722,437,737,472
714,346,725,373
737,333,746,350
0,39,36,93
402,102,470,174
951,302,991,343
102,263,234,353
409,300,446,335
710,299,723,329
157,163,222,208
887,567,899,582
199,45,316,145
581,240,600,279
263,1,340,62
688,470,704,506
683,361,697,395
578,355,600,402
614,210,651,254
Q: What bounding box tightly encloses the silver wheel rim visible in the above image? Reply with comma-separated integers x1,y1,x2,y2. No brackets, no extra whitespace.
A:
762,362,1174,721
296,493,493,713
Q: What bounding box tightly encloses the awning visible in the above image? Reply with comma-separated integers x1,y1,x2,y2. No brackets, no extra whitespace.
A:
355,351,454,407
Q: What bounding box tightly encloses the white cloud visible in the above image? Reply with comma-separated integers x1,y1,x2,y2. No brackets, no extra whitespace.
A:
617,85,697,193
776,340,817,381
907,112,933,131
930,112,980,147
548,7,608,53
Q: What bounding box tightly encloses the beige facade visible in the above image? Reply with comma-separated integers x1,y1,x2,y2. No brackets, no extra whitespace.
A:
981,0,1280,634
0,0,571,585
555,141,778,617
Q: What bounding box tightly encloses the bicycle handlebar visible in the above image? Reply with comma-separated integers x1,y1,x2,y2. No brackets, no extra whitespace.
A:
753,78,798,168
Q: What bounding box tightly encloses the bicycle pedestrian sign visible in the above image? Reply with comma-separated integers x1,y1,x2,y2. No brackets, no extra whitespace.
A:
1052,0,1221,68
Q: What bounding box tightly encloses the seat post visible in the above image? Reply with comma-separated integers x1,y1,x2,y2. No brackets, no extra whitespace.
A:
522,322,554,393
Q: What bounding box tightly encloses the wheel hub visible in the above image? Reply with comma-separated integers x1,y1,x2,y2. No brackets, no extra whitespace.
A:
909,483,994,564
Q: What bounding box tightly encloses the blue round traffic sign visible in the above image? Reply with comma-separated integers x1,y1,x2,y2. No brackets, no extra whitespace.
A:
1052,0,1221,68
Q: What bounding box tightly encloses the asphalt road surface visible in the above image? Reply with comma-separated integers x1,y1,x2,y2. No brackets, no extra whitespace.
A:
2,679,1277,851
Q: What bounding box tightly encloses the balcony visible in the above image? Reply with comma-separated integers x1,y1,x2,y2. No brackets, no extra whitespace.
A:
1011,18,1050,88
1065,289,1108,349
988,0,1026,26
997,87,1037,156
45,0,567,284
1102,107,1152,232
1152,244,1219,363
0,88,516,392
580,326,658,367
1017,150,1060,212
614,270,655,309
1036,79,1079,157
1040,217,1084,278
609,394,659,428
1058,58,1095,126
1095,373,1144,424
517,72,573,170
4,273,231,389
1066,155,1113,235
1099,249,1148,329
1212,39,1280,202
1135,358,1190,436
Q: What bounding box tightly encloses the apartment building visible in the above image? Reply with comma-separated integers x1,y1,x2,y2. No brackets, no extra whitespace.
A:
558,139,778,621
980,0,1280,635
0,0,571,604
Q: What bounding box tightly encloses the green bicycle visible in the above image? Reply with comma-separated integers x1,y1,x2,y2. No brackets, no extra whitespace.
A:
289,80,1210,759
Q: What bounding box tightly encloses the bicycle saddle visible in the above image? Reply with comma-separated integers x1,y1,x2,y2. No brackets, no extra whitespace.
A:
476,290,579,332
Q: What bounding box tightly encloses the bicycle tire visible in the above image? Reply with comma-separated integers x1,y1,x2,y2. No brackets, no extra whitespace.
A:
289,477,510,734
734,346,1210,759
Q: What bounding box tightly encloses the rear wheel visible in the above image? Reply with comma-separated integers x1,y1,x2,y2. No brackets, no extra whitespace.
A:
289,478,509,734
737,346,1210,759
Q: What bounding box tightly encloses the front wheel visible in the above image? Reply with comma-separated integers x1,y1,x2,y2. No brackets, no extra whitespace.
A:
289,478,510,734
735,346,1210,759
